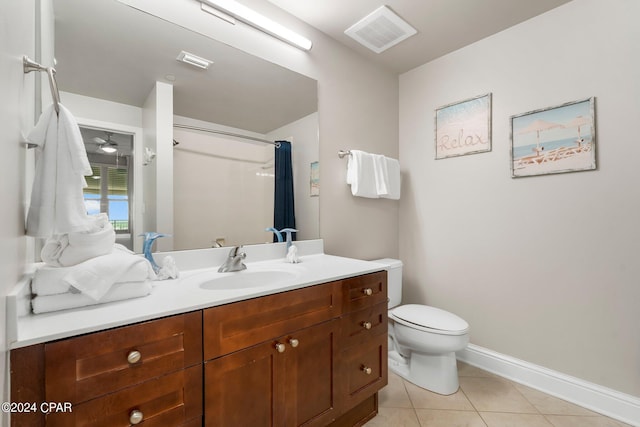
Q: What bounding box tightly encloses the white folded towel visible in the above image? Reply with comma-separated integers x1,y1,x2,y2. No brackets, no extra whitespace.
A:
31,280,153,314
32,250,154,296
346,150,379,198
378,156,401,200
26,104,94,237
62,248,156,301
41,214,116,267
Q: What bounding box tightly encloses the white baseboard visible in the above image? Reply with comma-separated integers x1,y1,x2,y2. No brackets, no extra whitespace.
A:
457,344,640,427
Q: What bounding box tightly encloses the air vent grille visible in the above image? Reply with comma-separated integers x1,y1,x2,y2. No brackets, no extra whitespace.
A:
345,6,417,54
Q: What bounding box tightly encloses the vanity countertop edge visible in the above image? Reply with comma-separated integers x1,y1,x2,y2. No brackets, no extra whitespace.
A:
9,241,387,350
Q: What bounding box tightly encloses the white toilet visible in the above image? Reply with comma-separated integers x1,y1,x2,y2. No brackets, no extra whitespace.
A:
373,259,469,395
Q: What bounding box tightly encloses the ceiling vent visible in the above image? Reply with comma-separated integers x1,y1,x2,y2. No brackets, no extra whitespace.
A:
344,5,417,54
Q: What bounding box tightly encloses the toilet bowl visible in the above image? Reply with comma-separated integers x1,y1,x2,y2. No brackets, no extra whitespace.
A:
372,259,469,395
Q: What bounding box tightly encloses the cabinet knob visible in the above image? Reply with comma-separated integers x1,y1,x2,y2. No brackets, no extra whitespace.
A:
275,343,286,353
127,350,141,364
362,288,373,296
129,409,144,424
361,366,372,375
362,321,372,330
289,338,299,348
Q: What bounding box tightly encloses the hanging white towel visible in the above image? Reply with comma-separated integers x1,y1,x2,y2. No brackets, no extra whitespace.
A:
346,150,379,198
378,156,401,200
31,280,153,314
26,104,93,237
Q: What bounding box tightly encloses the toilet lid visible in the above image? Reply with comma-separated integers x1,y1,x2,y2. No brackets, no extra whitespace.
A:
392,304,469,334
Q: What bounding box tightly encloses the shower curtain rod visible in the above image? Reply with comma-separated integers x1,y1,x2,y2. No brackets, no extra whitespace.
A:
173,124,281,148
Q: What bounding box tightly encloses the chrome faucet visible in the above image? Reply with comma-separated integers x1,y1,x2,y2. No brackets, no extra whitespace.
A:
218,245,247,272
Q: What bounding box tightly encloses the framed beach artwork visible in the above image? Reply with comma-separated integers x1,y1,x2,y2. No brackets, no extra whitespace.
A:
510,97,596,178
310,161,319,196
435,93,492,159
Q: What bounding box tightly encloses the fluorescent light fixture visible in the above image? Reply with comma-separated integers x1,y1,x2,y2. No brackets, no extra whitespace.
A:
199,0,312,51
177,51,213,69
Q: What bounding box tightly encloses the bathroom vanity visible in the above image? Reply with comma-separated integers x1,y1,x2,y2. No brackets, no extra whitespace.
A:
8,243,388,426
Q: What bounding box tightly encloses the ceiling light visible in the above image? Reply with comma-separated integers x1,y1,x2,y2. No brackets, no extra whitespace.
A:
100,145,117,154
199,0,312,51
177,51,213,69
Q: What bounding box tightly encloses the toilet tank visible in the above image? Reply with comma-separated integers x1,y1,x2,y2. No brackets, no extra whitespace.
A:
371,258,403,308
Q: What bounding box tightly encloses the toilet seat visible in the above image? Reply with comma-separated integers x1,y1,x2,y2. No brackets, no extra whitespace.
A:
391,304,469,336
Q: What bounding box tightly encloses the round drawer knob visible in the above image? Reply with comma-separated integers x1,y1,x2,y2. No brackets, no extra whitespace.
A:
361,366,372,375
289,338,299,348
362,321,372,330
275,343,286,353
129,409,144,424
363,288,373,296
127,350,141,364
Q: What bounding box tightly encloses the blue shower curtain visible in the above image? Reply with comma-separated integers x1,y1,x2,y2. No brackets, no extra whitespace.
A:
274,141,296,242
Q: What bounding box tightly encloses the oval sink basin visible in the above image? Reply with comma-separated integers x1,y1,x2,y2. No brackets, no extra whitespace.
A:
199,270,298,291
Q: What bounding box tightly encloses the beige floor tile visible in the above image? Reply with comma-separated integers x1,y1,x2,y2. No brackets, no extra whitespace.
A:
362,407,420,427
459,376,538,413
545,414,632,427
379,372,413,408
480,412,554,427
458,362,500,378
513,383,599,416
404,380,475,411
415,409,487,427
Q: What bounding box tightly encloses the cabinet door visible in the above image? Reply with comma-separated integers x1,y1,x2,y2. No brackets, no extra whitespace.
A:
204,320,340,427
284,319,339,427
204,340,285,427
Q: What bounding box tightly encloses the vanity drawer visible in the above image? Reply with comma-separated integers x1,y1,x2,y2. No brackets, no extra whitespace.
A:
339,333,387,407
45,364,202,427
342,301,388,347
44,311,202,404
204,281,343,360
343,271,387,312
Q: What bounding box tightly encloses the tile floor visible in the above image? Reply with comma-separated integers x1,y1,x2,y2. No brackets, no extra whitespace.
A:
364,362,632,427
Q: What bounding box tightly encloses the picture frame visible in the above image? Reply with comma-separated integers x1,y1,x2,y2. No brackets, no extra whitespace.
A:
310,161,319,197
435,93,492,159
510,97,596,178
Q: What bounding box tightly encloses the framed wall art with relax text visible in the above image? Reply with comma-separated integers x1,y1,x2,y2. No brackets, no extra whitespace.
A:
510,97,596,178
435,93,492,159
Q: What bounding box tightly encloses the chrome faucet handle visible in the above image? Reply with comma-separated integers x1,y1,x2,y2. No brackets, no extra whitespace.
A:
228,245,243,257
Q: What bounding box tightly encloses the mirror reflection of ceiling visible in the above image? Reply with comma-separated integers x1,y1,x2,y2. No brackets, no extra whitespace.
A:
53,0,318,133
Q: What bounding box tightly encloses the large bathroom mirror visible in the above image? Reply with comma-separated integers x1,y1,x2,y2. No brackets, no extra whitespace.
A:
50,0,319,252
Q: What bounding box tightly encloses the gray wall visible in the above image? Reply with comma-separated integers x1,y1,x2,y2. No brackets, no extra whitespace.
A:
399,0,640,396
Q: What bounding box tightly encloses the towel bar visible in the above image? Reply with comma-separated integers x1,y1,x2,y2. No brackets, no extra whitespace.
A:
338,150,352,158
22,55,61,148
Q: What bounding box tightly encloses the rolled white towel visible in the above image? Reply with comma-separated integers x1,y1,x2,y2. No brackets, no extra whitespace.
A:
41,214,116,267
31,280,153,314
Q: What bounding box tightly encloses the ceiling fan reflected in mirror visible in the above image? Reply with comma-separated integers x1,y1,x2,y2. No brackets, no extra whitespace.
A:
92,132,118,153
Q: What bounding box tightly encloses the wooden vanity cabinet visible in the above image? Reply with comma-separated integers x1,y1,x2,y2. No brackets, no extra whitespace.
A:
10,270,388,427
203,270,388,427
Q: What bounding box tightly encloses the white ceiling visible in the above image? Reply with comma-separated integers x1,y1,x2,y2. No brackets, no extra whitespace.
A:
268,0,573,74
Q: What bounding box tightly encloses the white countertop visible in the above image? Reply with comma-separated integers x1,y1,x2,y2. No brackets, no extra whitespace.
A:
8,240,386,349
